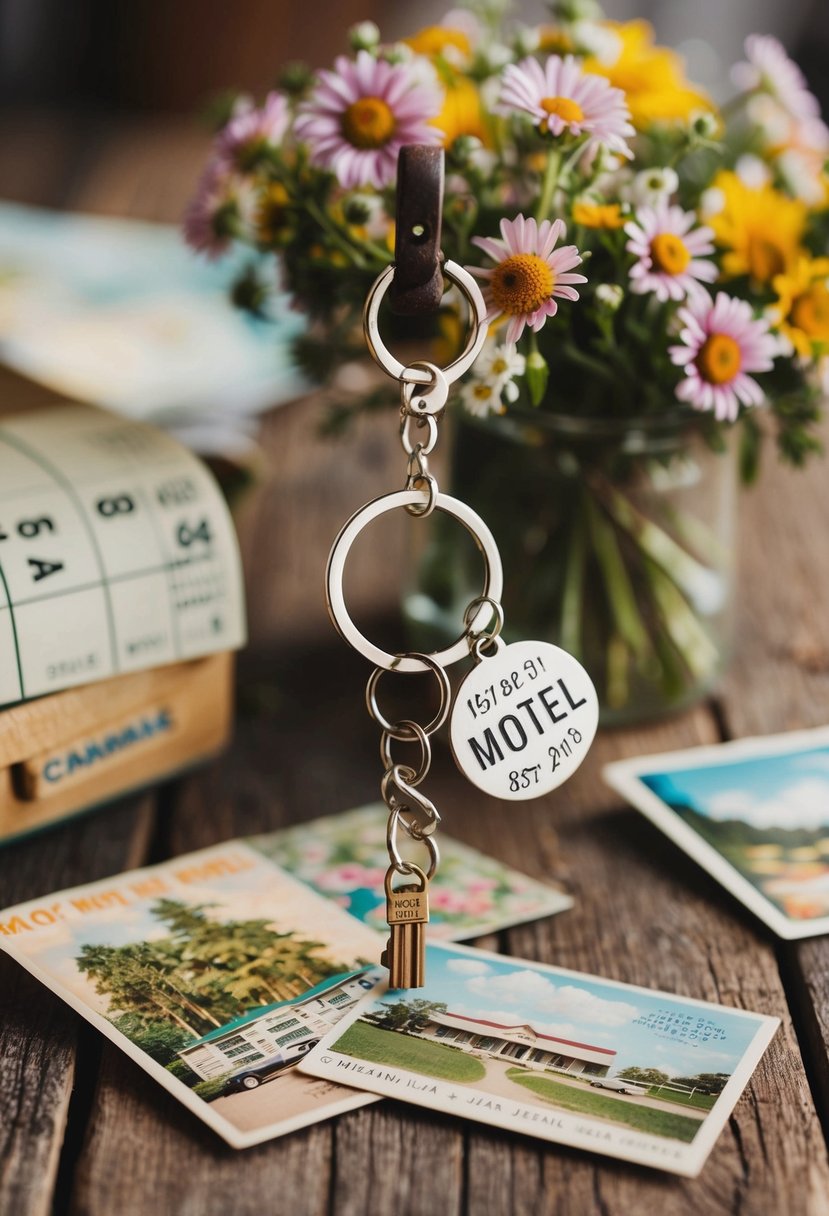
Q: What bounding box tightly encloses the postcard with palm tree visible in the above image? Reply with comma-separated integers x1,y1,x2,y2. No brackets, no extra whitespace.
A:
604,726,829,939
299,941,777,1177
0,842,383,1147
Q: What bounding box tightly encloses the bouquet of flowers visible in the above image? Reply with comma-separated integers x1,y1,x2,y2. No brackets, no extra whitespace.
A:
185,0,829,719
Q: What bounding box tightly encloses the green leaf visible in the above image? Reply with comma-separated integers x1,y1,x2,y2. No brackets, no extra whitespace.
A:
526,350,550,406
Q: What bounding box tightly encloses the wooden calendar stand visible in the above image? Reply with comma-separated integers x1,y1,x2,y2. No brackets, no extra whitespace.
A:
0,653,233,843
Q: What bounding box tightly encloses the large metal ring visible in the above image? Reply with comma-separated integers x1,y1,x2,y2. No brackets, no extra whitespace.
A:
363,259,488,385
326,489,503,673
367,654,451,739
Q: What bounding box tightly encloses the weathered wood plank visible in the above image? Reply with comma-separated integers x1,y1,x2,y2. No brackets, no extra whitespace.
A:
0,794,155,1216
71,1047,332,1216
718,424,829,1149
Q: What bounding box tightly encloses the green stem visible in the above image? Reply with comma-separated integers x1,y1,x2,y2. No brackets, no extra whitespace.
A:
560,501,587,655
605,633,631,711
641,557,720,681
558,135,590,183
589,473,726,617
585,495,651,662
535,149,562,223
304,199,387,269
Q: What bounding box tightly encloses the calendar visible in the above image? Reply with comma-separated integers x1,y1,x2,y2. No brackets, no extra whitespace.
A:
0,404,246,707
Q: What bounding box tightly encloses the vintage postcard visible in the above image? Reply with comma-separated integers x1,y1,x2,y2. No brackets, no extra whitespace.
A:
253,803,572,940
604,727,829,939
0,842,383,1148
299,941,777,1177
0,201,307,453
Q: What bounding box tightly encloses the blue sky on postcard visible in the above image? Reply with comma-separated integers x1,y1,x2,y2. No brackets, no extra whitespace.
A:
641,745,829,832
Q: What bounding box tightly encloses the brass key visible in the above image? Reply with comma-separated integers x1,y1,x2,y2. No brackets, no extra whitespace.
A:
381,863,429,989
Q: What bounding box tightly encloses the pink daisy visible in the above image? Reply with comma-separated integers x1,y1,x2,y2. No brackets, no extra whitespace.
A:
216,91,290,170
294,51,442,190
669,292,778,421
499,55,634,159
625,202,717,303
732,35,820,122
467,214,587,346
182,162,254,258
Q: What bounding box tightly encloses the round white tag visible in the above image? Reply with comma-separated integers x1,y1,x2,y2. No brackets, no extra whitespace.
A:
449,640,599,801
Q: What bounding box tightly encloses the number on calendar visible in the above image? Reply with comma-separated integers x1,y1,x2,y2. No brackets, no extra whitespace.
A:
176,518,212,547
96,494,136,518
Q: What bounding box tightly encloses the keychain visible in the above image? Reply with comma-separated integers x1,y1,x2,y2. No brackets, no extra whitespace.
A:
325,148,599,989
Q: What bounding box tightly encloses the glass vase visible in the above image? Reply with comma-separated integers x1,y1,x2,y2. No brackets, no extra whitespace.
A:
404,408,738,725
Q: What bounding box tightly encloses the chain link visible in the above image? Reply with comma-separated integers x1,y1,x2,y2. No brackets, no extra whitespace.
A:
386,808,440,878
371,653,448,880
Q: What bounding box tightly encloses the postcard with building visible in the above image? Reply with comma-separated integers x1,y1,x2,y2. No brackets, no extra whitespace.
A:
604,726,829,939
0,842,383,1148
300,942,778,1177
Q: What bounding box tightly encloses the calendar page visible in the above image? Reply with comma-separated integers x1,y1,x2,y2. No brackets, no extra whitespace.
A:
0,404,246,706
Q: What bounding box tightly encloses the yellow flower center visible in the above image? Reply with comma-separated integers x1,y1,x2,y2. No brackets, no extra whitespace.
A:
698,333,741,384
791,285,829,341
490,254,554,316
746,234,787,284
473,384,494,399
540,96,585,128
650,232,691,275
490,357,509,375
342,97,396,149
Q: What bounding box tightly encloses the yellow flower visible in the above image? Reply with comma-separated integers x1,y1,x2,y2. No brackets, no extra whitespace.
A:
432,77,490,147
572,200,625,229
405,25,471,61
585,20,712,126
256,182,291,246
708,170,807,284
433,308,464,366
772,255,829,358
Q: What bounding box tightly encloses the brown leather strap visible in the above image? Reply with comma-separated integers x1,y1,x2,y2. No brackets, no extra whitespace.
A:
390,145,444,316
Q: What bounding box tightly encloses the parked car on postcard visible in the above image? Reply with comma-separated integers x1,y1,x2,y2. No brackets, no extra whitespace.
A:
589,1077,649,1096
223,1038,321,1093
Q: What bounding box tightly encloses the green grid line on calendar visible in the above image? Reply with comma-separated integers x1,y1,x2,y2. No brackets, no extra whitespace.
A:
0,405,246,707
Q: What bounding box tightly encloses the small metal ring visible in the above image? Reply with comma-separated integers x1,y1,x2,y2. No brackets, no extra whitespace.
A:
473,634,505,661
367,654,451,738
363,259,488,385
387,811,440,879
405,473,438,517
326,489,504,673
380,720,431,786
463,596,505,642
401,413,438,457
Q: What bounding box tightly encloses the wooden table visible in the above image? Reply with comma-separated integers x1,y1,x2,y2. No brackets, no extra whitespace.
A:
2,111,829,1216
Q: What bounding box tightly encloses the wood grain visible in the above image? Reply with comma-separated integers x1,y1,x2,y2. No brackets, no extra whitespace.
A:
718,423,829,1149
0,795,154,1216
